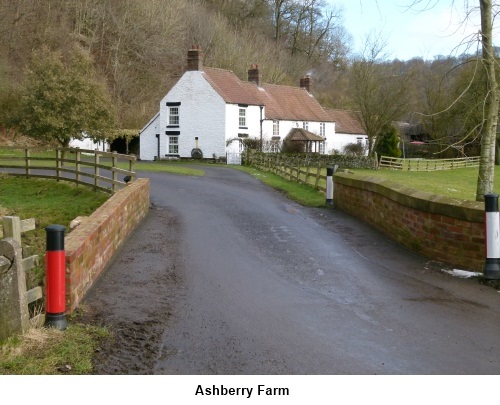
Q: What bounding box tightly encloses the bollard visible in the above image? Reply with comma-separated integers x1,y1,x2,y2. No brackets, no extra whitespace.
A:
326,167,334,205
325,165,338,206
484,193,500,280
44,225,67,330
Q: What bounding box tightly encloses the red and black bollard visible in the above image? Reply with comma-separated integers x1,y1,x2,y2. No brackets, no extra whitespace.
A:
484,193,500,280
44,225,67,330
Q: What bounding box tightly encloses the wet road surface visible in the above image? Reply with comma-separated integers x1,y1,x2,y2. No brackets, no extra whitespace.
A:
81,165,500,374
133,166,500,374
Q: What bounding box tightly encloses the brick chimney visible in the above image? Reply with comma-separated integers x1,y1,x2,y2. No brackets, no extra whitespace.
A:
300,76,311,92
248,64,261,87
187,45,203,71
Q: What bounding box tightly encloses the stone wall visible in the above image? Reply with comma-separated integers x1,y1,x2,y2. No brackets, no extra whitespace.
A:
333,173,485,271
65,178,150,312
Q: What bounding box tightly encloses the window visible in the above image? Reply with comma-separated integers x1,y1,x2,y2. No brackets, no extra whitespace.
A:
273,120,279,137
319,141,325,154
270,140,280,153
303,121,309,131
357,137,363,145
320,122,325,137
239,108,246,127
169,136,179,154
169,107,179,126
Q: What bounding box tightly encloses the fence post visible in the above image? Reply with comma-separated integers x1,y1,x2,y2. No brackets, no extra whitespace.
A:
2,216,22,243
44,225,67,330
56,149,62,182
112,152,118,192
0,238,29,341
94,152,100,190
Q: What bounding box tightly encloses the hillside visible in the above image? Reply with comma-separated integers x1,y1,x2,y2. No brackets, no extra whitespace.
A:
0,0,352,131
0,0,488,157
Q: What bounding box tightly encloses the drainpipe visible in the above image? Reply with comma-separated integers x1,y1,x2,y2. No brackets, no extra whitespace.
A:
155,134,160,160
260,106,263,152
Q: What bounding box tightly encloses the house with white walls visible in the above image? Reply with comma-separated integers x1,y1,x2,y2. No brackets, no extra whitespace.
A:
326,109,368,155
139,46,337,160
69,136,109,151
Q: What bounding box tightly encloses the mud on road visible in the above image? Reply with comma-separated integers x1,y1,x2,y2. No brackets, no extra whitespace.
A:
78,204,185,374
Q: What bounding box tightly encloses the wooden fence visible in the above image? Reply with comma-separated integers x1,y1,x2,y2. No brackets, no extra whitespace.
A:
0,147,136,193
379,155,481,171
0,216,41,340
247,152,329,192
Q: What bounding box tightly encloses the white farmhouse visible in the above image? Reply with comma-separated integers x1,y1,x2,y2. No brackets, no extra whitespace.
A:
139,46,337,160
326,109,368,155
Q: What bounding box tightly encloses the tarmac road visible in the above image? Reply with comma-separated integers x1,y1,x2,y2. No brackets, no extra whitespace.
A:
83,165,500,374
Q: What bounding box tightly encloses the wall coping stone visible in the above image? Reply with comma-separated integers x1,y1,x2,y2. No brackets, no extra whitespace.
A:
334,172,484,222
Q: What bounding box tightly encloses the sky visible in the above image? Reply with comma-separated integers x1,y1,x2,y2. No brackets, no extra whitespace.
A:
329,0,493,61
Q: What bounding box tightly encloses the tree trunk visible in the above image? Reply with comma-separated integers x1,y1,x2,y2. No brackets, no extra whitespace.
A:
476,0,499,201
495,138,500,166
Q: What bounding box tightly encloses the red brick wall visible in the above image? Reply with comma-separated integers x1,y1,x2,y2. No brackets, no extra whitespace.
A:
333,173,485,271
64,178,150,312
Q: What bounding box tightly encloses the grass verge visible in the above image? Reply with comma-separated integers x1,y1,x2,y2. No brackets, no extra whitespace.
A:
0,175,110,374
133,161,205,176
234,165,327,207
0,323,108,374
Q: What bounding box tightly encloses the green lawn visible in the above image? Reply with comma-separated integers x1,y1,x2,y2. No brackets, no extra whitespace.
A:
348,167,496,201
0,176,109,290
243,163,499,203
132,161,205,176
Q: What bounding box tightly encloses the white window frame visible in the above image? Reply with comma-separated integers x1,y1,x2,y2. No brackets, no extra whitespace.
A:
303,121,309,131
169,107,179,126
273,120,279,137
239,108,246,127
319,141,325,154
320,122,325,137
169,136,179,154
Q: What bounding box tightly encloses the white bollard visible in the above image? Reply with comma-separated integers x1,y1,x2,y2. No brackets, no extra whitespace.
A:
326,167,334,205
484,193,500,280
325,165,338,206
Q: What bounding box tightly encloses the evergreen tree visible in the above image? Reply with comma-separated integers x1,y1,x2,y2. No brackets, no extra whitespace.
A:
376,125,401,158
18,46,116,147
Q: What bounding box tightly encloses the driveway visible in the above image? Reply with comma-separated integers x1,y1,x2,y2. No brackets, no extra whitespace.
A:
81,165,500,374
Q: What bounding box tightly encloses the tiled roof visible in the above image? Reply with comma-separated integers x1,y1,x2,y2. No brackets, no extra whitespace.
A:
285,128,325,142
327,109,365,135
259,84,331,122
203,68,262,106
203,67,331,122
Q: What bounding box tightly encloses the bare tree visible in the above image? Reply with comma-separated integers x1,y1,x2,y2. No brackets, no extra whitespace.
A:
349,31,413,156
476,0,498,200
409,0,499,201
